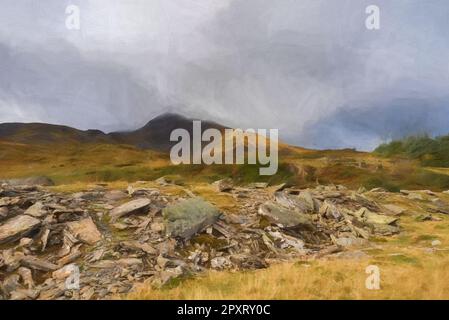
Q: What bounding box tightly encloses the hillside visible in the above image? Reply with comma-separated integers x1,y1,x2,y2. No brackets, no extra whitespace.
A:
375,134,449,167
1,113,449,191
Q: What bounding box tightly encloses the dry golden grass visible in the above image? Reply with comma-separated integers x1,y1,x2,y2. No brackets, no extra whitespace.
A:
128,253,449,300
127,192,449,300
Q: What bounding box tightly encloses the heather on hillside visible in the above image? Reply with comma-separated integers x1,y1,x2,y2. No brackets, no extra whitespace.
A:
375,134,449,167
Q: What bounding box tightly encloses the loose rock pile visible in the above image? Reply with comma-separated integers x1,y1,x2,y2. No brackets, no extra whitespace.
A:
0,179,432,300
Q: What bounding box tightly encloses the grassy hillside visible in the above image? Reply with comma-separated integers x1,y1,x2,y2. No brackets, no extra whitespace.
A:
2,139,449,191
375,134,449,167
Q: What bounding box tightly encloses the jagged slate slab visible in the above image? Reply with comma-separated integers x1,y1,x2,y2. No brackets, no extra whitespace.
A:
258,201,312,228
163,197,221,240
66,217,102,245
20,256,59,272
109,198,151,222
24,202,47,218
274,192,311,213
0,215,41,244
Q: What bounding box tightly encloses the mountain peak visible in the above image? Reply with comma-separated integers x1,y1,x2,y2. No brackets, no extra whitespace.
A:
142,112,188,128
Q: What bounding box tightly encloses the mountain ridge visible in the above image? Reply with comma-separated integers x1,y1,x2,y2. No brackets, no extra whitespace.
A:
0,112,226,152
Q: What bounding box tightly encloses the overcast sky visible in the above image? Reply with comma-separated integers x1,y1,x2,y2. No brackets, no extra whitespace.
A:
0,0,448,150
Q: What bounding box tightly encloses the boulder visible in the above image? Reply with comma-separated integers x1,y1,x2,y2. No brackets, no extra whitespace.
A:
66,217,102,245
163,198,221,240
109,198,151,222
258,202,312,228
0,215,41,244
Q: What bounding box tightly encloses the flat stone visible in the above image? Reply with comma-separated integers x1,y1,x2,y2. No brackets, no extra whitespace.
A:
109,198,151,222
354,208,398,225
382,204,406,216
0,215,41,244
407,193,423,201
24,202,47,218
120,241,157,255
258,201,312,228
163,198,221,240
274,192,312,212
66,217,102,245
213,179,233,192
20,256,59,272
104,190,128,202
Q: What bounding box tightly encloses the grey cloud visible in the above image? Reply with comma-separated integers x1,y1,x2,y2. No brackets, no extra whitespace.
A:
298,98,449,151
0,0,449,150
0,41,166,131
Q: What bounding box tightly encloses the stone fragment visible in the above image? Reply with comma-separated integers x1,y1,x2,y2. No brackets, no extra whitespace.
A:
213,178,233,192
24,202,47,218
258,201,312,228
0,215,41,244
66,217,102,245
109,198,151,222
21,256,59,272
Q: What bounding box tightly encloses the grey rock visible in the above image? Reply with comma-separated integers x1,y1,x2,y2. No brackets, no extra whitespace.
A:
0,215,41,244
109,198,151,222
213,178,233,192
24,202,47,218
66,217,102,245
20,256,59,272
210,256,233,270
382,204,405,216
163,197,221,240
333,237,368,248
274,192,312,212
258,201,312,228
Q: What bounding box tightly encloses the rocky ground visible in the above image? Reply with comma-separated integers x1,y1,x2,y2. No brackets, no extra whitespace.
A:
0,177,448,300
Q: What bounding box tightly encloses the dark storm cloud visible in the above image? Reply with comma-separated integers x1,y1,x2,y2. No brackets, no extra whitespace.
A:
297,98,449,151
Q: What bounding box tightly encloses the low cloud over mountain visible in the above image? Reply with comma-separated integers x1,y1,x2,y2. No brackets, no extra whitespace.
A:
1,0,449,150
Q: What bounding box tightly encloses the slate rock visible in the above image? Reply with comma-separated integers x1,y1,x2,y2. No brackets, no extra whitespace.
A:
163,198,221,240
